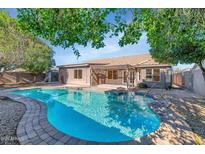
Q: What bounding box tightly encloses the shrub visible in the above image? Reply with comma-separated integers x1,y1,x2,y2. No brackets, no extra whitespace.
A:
137,82,148,88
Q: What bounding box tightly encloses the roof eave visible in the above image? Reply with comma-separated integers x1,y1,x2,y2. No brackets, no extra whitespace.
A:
134,64,172,68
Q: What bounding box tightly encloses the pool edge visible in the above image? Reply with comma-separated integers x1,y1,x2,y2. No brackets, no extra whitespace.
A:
0,89,168,145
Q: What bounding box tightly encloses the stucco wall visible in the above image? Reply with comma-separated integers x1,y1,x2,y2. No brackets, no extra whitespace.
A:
59,67,91,86
183,71,193,90
192,69,205,97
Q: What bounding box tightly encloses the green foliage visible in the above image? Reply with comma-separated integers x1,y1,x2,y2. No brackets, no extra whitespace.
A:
0,10,54,74
118,9,205,66
137,82,148,88
17,8,115,57
116,9,205,79
17,8,205,78
21,39,55,74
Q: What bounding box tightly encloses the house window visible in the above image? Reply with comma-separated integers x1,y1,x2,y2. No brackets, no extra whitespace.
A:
146,69,152,81
108,70,112,79
146,68,160,81
78,70,82,79
153,69,160,81
74,69,82,79
113,70,118,79
74,70,78,79
107,70,118,80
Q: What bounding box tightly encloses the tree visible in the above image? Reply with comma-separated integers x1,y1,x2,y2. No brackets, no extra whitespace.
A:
20,39,55,75
17,8,205,80
17,8,114,57
0,11,54,75
117,9,205,80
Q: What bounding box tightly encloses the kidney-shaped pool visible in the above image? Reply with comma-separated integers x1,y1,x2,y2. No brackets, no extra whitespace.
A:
12,88,160,142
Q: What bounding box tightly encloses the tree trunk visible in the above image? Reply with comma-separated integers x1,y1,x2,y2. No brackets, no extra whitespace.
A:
0,67,5,77
198,62,205,82
0,67,5,84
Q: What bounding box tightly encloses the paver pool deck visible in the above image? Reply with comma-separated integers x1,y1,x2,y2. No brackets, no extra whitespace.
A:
0,86,205,145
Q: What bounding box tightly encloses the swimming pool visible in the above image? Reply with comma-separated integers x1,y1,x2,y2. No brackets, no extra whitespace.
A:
12,88,160,142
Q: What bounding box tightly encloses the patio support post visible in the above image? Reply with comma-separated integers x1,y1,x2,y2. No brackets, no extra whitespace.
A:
126,65,130,90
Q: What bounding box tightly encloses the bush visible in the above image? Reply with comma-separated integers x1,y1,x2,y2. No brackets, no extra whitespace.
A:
137,82,148,88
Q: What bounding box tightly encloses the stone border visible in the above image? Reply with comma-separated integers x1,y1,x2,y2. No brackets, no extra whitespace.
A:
0,88,196,145
3,93,103,145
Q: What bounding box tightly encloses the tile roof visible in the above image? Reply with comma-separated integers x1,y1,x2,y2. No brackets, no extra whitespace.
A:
87,54,171,67
58,54,172,68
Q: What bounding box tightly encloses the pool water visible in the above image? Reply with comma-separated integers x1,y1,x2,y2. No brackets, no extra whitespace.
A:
12,88,160,142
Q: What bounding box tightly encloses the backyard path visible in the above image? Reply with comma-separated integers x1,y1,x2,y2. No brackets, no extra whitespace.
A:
0,96,26,144
0,88,204,145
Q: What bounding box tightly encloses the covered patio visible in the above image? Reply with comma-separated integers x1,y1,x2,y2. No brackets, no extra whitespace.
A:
90,64,137,88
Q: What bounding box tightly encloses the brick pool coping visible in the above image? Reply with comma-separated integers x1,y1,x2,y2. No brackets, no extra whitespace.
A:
0,88,196,145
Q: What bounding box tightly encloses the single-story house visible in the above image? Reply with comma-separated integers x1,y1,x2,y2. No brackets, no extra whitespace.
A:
58,54,172,88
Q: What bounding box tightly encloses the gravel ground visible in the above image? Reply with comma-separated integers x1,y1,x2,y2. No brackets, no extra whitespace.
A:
0,96,26,145
145,89,205,144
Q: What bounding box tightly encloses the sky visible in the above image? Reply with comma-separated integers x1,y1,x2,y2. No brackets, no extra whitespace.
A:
3,8,194,69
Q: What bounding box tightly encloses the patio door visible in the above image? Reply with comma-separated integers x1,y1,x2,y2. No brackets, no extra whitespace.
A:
130,71,135,85
123,71,128,84
99,76,105,84
123,70,135,85
97,74,106,84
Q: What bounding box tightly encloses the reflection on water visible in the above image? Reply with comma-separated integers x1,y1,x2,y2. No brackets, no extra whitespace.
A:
104,92,159,136
73,91,83,102
11,88,160,142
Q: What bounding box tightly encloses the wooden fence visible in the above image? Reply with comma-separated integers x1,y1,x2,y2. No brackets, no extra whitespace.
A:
0,72,45,86
173,69,205,96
